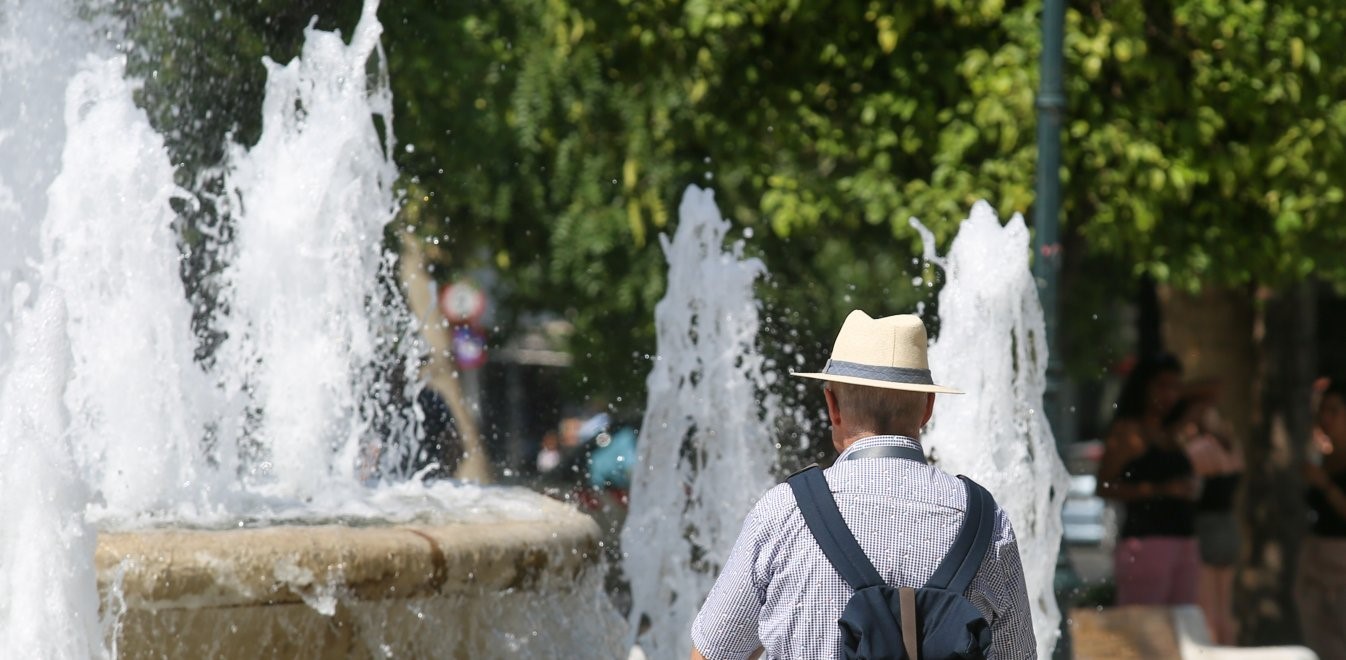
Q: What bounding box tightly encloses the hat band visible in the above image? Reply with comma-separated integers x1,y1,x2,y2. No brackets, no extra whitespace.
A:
823,359,934,385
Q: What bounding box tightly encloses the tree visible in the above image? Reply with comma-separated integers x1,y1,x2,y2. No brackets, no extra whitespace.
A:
1063,0,1346,643
382,0,1047,406
1063,0,1346,289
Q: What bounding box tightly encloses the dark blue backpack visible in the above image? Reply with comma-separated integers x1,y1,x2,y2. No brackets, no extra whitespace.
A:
787,445,996,660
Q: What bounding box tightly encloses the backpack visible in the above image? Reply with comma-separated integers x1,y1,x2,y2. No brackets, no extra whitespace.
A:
787,445,996,660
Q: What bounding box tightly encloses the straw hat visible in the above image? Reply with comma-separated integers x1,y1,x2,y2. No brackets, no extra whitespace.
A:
792,310,962,394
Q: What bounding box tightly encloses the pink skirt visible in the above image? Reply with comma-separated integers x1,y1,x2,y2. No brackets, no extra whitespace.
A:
1114,536,1199,605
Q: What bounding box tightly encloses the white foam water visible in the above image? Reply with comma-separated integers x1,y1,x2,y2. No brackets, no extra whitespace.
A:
0,44,223,659
0,0,488,654
0,0,102,373
0,5,118,656
0,0,542,529
211,0,415,498
622,185,778,659
44,55,219,519
0,288,105,658
914,202,1069,658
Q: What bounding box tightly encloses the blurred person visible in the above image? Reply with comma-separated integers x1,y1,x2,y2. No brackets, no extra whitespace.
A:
1174,391,1243,645
559,415,584,449
1097,353,1200,606
586,427,637,492
537,413,636,511
541,413,638,560
410,387,463,480
1298,379,1346,659
536,430,562,473
537,413,602,489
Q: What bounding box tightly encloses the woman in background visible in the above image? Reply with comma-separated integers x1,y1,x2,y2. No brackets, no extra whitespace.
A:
1097,353,1200,605
1175,390,1242,645
1298,379,1346,659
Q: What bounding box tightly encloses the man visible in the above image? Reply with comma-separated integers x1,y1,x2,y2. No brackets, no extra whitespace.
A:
690,311,1036,659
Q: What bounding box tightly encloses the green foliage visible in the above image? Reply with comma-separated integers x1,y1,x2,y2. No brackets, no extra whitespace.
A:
1064,0,1346,289
384,0,1045,398
386,0,1346,400
117,0,1346,401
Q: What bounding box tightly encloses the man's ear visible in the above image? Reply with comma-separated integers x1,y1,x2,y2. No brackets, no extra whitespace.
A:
824,385,843,426
920,393,936,427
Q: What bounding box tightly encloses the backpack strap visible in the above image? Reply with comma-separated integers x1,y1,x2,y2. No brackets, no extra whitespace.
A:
843,444,928,464
924,476,996,594
899,586,920,659
787,466,885,591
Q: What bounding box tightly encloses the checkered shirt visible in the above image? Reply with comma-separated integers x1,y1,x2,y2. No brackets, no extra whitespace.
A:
691,435,1036,659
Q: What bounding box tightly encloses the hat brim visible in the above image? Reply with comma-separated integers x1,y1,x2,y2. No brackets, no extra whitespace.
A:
791,371,963,395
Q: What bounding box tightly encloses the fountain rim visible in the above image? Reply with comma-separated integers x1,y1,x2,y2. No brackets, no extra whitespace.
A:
95,491,600,610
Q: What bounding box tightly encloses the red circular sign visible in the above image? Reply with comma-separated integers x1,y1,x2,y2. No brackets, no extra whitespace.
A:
438,281,487,324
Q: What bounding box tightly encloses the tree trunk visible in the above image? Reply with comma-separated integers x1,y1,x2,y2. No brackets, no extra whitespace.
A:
398,240,493,483
1239,283,1315,645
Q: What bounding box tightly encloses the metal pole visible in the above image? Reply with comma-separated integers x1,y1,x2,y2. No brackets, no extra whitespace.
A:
1035,0,1064,425
1034,0,1073,657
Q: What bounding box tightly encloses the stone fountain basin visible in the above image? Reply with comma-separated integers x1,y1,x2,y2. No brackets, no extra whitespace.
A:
97,493,616,659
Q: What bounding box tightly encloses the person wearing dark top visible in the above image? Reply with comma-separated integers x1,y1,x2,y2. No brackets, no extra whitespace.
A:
1298,380,1346,659
1096,354,1200,605
407,387,463,480
1175,393,1243,645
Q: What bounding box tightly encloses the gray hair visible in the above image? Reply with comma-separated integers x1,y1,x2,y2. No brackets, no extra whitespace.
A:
828,381,929,437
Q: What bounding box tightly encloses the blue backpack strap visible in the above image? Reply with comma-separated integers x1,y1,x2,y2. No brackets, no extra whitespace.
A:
925,476,997,594
787,466,885,591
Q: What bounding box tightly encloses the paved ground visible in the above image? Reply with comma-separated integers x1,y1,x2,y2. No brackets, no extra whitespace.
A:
1069,606,1180,659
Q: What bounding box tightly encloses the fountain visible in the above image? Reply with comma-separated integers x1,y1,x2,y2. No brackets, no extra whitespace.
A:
2,0,1070,655
0,0,622,656
0,0,100,367
1,1,110,653
0,291,103,657
621,199,1068,659
622,185,779,659
916,203,1070,659
209,3,410,498
45,53,217,520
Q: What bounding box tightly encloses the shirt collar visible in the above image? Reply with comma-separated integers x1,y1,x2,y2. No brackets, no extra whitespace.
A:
837,434,923,461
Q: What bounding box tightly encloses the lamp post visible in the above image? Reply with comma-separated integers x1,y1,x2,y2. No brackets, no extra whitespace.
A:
1035,0,1065,433
1034,0,1073,657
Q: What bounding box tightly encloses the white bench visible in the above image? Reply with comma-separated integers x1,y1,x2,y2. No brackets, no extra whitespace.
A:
1172,605,1316,660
